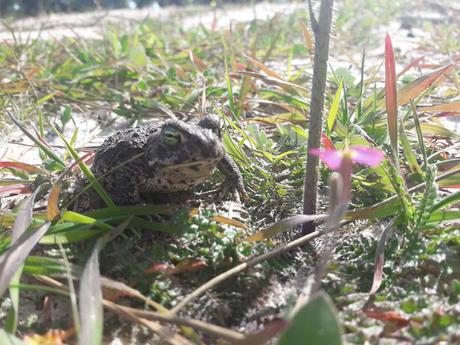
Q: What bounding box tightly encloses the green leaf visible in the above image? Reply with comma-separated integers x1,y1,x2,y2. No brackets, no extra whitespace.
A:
0,330,28,345
128,44,147,69
278,292,342,345
399,121,422,174
327,80,343,131
430,191,460,213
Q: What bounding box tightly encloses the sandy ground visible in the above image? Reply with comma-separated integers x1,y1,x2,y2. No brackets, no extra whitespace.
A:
0,2,304,42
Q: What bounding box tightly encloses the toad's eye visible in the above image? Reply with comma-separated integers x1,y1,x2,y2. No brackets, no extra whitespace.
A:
163,126,182,146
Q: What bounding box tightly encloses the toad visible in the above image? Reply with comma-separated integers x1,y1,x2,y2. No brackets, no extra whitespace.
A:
76,114,245,210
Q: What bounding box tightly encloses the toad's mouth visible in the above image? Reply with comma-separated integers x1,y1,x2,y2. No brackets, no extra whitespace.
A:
161,158,219,171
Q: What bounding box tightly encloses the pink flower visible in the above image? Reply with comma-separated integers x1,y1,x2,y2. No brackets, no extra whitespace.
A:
310,145,384,170
310,145,385,211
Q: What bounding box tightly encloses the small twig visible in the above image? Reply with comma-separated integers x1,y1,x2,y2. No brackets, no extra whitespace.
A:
170,229,323,315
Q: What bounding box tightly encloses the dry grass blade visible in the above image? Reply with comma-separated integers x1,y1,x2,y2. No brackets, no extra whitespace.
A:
418,102,460,113
103,302,200,345
299,19,314,52
108,302,245,343
78,217,132,345
212,215,247,228
231,70,308,93
5,188,41,332
0,222,51,298
11,190,40,241
369,219,395,294
47,184,61,221
245,214,326,242
78,241,103,345
242,54,284,80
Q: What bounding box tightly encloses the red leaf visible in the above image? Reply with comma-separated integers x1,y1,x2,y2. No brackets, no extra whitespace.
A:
385,33,398,154
363,309,410,327
144,262,172,275
0,161,46,174
322,133,336,151
144,260,208,276
164,259,208,276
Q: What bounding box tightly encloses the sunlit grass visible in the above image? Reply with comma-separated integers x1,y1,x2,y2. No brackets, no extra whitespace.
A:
1,0,460,343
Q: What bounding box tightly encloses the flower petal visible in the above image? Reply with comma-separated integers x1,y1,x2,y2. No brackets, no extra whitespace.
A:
350,146,385,167
310,148,343,170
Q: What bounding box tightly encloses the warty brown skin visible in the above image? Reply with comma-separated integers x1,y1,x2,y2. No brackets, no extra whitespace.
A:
76,115,245,210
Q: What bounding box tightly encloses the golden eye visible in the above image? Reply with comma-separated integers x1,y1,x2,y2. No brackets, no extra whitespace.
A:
163,126,181,146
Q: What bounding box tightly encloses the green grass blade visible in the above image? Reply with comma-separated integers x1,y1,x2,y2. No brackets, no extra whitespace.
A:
6,111,65,169
50,124,115,208
327,79,343,131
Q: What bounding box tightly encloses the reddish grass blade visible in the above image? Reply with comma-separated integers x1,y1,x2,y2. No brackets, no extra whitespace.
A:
144,262,172,275
189,50,207,73
363,309,410,327
0,161,47,174
144,260,208,276
164,259,208,276
396,56,425,79
322,133,336,151
0,184,32,195
397,61,460,106
384,33,398,155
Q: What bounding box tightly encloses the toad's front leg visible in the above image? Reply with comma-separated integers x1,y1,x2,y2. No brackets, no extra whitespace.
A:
217,153,247,200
